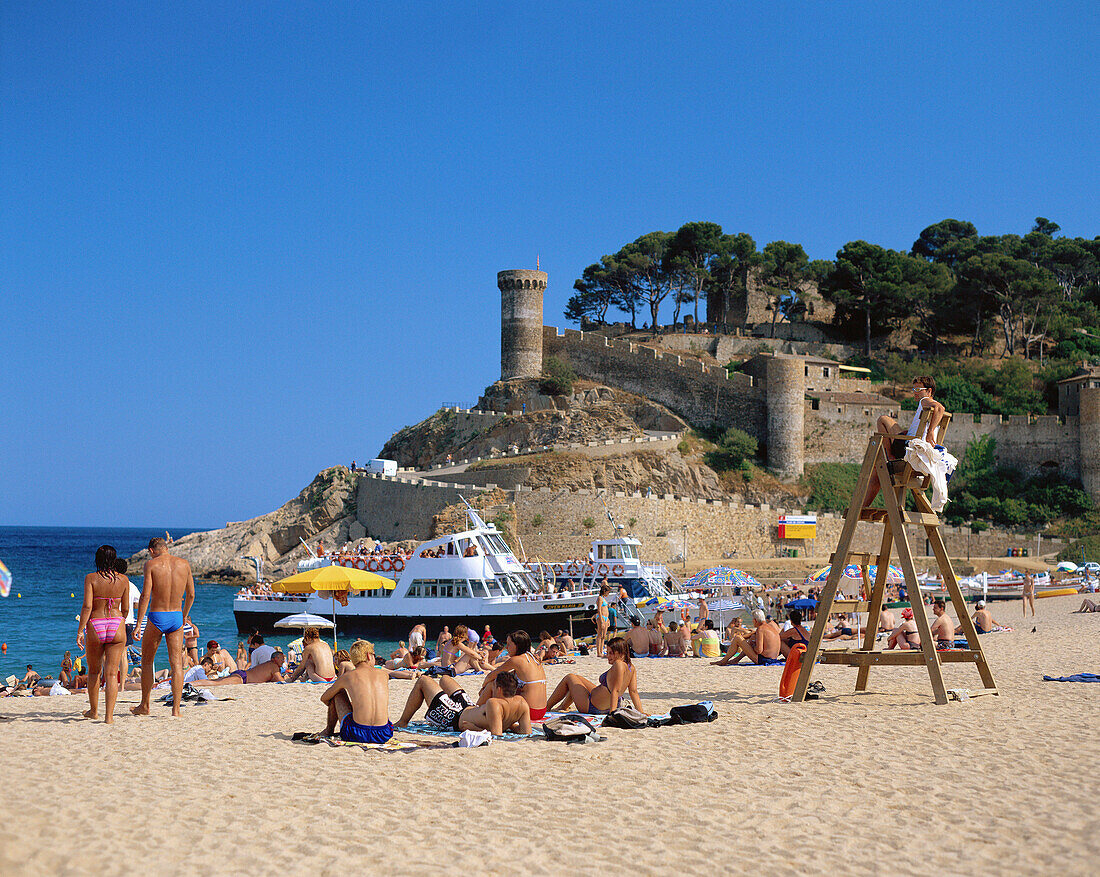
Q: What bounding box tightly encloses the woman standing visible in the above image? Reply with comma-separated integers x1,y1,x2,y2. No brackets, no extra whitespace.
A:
595,585,610,657
76,545,128,723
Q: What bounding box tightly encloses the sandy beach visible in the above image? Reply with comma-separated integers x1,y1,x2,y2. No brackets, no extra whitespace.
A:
2,592,1097,876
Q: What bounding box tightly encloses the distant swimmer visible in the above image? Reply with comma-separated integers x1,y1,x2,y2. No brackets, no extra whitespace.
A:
132,537,195,717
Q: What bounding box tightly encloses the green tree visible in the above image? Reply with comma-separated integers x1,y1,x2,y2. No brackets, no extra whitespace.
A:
704,427,758,471
617,231,674,331
568,257,632,326
665,221,725,325
911,218,978,268
706,232,758,328
540,356,576,396
759,240,810,337
818,241,914,356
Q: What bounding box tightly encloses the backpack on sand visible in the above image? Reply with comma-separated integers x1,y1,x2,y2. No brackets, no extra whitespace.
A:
602,707,649,729
541,714,601,743
668,702,718,724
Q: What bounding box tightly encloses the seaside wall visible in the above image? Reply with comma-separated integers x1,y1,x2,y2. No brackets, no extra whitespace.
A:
543,326,767,436
356,475,488,543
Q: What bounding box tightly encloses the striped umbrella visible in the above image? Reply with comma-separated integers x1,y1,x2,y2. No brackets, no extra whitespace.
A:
682,567,764,590
804,564,904,586
0,558,10,597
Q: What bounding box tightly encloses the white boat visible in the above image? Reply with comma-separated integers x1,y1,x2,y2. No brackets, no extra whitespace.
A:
234,510,655,638
926,570,1052,600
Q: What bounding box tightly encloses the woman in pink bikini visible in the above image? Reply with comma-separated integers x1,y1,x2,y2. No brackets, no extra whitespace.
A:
76,545,129,723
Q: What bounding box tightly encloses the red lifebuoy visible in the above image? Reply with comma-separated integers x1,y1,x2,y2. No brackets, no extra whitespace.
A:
566,563,578,576
355,558,366,570
779,644,807,699
380,557,393,572
392,557,405,572
367,558,379,572
583,564,594,577
611,564,625,577
552,564,563,577
597,563,610,577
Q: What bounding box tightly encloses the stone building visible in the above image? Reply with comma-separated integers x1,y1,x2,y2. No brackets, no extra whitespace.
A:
1057,366,1100,417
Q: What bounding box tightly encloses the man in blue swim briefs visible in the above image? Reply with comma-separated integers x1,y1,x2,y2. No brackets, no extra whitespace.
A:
320,640,394,744
132,537,195,718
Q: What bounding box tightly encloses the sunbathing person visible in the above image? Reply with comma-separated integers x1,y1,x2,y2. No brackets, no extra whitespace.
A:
692,620,722,658
887,608,921,650
878,606,897,634
202,651,286,685
534,630,556,660
546,636,646,716
972,600,1004,631
396,670,532,735
476,630,547,721
446,626,494,673
929,599,956,648
319,639,393,744
779,609,811,656
555,630,576,654
624,618,650,657
663,621,686,657
1074,597,1100,613
647,619,664,656
823,613,857,641
712,610,781,665
283,627,337,682
386,646,429,670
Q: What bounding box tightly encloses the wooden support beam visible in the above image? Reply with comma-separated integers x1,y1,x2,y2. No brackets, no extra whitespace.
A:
831,552,876,565
833,600,870,613
900,511,941,526
821,649,985,667
855,523,892,692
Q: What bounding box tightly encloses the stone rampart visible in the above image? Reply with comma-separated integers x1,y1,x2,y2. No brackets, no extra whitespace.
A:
544,326,766,435
356,474,487,543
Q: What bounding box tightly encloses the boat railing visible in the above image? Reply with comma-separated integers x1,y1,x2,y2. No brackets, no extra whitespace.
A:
482,588,599,606
235,592,308,603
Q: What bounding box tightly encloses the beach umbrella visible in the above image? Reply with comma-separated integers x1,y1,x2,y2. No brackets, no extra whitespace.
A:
786,597,818,610
682,567,764,590
1056,561,1078,572
804,564,904,589
0,558,10,597
271,565,393,648
274,613,336,630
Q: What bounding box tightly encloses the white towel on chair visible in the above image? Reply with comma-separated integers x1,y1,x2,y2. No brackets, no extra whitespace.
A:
904,439,958,513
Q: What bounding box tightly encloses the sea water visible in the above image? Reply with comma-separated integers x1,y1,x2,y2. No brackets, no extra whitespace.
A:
0,526,399,682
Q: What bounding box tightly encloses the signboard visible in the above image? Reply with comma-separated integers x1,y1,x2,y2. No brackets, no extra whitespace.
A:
778,514,817,539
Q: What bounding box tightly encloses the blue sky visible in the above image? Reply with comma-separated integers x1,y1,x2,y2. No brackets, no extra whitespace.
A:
2,2,1097,527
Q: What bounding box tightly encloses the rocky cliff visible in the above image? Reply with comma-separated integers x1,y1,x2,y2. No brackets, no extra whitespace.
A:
127,467,366,583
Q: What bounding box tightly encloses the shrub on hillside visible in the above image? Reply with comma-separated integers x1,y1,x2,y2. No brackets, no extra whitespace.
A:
704,427,758,471
540,356,576,396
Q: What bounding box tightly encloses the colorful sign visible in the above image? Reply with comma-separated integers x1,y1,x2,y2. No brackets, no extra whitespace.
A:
778,514,817,539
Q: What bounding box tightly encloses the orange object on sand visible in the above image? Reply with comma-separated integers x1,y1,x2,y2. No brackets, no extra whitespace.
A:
779,643,806,699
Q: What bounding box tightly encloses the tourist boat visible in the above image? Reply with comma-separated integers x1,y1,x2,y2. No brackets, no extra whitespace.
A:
234,510,650,637
523,536,682,602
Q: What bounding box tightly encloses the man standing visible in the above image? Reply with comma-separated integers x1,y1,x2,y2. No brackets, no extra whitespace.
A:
132,536,195,717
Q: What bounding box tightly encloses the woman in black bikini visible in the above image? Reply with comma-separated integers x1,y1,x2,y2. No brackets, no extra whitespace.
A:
779,609,811,657
545,637,647,716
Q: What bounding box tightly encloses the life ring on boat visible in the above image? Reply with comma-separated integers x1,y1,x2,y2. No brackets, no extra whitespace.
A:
392,557,405,572
354,558,366,570
611,564,625,577
597,563,610,577
566,562,579,576
582,564,594,577
779,644,807,700
379,557,393,572
552,564,564,577
367,558,379,572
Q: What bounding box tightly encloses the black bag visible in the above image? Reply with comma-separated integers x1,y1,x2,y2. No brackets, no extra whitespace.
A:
541,713,601,743
577,643,590,656
669,703,717,724
602,707,648,729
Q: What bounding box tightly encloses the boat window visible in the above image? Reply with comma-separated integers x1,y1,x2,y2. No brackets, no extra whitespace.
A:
622,544,638,560
446,543,456,555
597,544,607,559
486,578,504,596
473,580,490,597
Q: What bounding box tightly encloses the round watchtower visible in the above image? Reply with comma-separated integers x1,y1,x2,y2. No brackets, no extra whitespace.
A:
499,268,547,381
1080,386,1100,506
766,355,805,480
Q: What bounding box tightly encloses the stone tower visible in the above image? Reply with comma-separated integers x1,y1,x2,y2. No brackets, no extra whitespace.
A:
1080,387,1100,505
499,268,547,381
766,354,805,480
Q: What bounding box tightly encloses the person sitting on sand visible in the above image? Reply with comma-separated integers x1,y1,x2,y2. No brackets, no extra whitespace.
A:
647,619,664,656
878,606,897,634
930,599,955,648
555,630,576,654
284,627,337,683
712,610,781,666
205,640,237,675
692,620,722,658
624,618,650,658
546,636,647,716
202,651,287,685
1074,597,1100,613
446,626,494,674
887,608,921,650
823,612,857,641
779,609,811,656
543,643,572,664
389,642,409,663
663,621,686,657
21,665,40,688
534,630,556,660
386,646,429,671
395,670,532,736
318,639,394,744
725,617,750,642
972,600,1004,632
476,630,547,721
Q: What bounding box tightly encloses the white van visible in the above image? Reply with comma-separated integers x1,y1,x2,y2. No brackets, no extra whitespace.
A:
365,458,397,476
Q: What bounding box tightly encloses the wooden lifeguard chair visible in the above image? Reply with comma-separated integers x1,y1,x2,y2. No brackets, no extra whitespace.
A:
790,407,998,704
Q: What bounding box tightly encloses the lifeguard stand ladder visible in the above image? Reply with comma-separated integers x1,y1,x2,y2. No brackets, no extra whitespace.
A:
790,409,998,705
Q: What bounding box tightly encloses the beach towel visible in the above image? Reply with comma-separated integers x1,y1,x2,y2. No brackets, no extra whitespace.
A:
291,732,429,752
724,657,785,666
1042,673,1100,683
397,720,541,741
904,438,958,512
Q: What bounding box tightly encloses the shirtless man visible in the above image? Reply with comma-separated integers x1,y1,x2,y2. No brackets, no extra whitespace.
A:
202,652,286,685
133,536,195,717
929,599,956,648
319,639,393,743
972,600,1002,632
476,630,547,721
863,376,945,510
712,610,781,665
284,627,337,683
396,671,531,736
624,618,650,657
878,606,897,634
204,640,238,674
1022,573,1036,618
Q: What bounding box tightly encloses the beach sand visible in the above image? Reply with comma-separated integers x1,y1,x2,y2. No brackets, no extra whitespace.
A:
2,593,1097,876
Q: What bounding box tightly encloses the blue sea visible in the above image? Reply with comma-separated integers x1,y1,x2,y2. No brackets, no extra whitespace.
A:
0,526,399,681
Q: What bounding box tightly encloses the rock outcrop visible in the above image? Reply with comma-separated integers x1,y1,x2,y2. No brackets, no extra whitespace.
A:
127,467,364,583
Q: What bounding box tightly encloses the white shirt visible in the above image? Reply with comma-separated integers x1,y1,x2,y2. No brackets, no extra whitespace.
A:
250,645,276,667
126,582,142,625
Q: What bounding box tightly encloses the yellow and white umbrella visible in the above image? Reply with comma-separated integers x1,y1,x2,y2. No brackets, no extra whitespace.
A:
271,565,394,648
